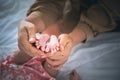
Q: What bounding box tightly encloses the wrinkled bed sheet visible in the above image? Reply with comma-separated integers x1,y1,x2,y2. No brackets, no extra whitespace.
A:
57,32,120,80
0,0,120,80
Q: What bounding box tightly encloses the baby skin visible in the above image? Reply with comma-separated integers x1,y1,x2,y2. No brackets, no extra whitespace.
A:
34,33,81,80
35,33,60,53
0,33,80,80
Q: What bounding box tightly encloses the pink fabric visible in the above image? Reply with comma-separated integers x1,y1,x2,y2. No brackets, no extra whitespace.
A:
0,34,60,80
0,55,55,80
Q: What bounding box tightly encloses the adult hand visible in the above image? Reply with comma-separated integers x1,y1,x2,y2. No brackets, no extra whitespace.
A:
18,20,46,57
46,34,73,70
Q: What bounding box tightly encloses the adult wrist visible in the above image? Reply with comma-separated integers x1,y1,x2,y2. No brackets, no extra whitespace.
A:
69,26,86,46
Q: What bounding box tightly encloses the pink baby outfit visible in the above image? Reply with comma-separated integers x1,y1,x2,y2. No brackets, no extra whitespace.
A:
0,54,55,80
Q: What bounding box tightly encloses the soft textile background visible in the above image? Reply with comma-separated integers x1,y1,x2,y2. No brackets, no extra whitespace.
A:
0,0,120,80
57,32,120,80
0,0,34,59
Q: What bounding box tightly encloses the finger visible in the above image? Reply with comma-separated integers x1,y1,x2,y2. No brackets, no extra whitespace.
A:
45,51,55,58
60,40,72,52
54,65,63,70
22,21,37,43
50,64,63,70
18,27,46,57
47,50,67,60
46,58,56,67
45,60,64,70
46,57,67,67
29,37,36,43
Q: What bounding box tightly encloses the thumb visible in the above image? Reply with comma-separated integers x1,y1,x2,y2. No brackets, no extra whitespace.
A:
58,34,67,50
24,21,37,43
58,34,72,50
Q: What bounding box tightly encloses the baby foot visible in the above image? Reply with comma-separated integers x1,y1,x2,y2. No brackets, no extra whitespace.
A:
45,35,59,53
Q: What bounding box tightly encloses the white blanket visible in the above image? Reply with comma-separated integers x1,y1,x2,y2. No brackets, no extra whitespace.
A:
0,0,34,59
57,32,120,80
0,0,120,80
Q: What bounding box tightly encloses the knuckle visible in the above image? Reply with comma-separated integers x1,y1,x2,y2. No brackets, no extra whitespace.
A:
19,20,35,30
28,24,35,29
